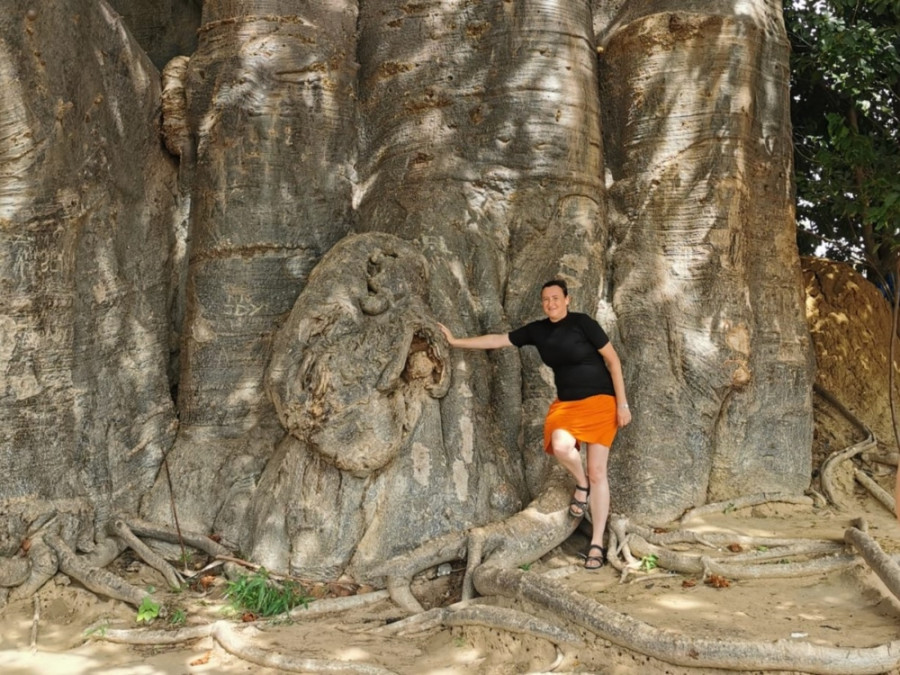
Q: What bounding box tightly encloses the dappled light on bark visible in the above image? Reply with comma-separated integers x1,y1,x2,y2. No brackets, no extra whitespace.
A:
4,1,881,672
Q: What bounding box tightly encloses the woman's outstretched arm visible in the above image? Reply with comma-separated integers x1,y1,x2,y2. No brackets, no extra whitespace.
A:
438,323,512,350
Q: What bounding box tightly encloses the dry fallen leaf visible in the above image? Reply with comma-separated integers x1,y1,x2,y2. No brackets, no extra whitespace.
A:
682,578,697,588
241,612,257,622
727,543,743,553
189,652,211,666
705,574,731,588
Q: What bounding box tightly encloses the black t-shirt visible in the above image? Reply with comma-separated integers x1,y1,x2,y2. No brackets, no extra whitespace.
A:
508,312,614,401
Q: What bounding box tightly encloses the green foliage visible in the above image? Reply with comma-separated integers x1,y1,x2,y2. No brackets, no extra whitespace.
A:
169,608,187,626
136,596,161,624
785,0,900,288
518,563,532,571
639,554,659,572
224,568,312,617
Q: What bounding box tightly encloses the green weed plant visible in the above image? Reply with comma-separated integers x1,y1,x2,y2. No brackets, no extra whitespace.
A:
225,568,312,617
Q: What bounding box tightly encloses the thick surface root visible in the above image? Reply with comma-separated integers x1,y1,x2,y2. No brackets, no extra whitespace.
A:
370,598,580,645
377,469,577,612
94,621,397,674
845,522,900,602
473,564,900,675
44,532,151,608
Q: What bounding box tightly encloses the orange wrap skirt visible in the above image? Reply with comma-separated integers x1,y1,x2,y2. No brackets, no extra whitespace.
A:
543,394,618,454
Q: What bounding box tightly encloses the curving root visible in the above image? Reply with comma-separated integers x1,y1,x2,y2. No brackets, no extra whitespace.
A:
844,521,900,603
44,532,152,609
816,385,878,509
288,590,391,619
679,492,814,523
109,519,184,590
376,468,577,613
853,469,896,516
622,534,855,581
94,620,397,674
369,598,580,645
474,564,900,675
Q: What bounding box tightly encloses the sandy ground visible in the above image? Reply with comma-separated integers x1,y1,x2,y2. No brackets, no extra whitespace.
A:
2,472,900,675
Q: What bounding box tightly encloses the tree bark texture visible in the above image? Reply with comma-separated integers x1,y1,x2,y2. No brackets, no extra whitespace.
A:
0,0,814,582
0,1,178,550
356,0,607,497
139,0,360,542
598,0,814,521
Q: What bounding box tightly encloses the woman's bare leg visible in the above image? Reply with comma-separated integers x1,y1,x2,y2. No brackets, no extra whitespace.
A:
585,442,610,554
550,429,588,515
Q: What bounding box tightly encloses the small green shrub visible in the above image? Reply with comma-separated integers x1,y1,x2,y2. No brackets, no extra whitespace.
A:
225,568,312,617
639,554,659,572
136,596,160,624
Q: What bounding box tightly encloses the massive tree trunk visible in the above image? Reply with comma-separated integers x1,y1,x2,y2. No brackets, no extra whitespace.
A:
598,0,814,522
139,0,359,544
0,1,178,555
0,0,814,591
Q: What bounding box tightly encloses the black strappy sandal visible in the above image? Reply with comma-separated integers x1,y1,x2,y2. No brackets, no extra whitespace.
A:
582,544,606,569
568,484,589,517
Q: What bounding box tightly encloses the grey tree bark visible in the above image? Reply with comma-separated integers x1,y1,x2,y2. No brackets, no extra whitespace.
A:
598,0,814,521
0,1,178,559
139,0,360,546
0,0,813,595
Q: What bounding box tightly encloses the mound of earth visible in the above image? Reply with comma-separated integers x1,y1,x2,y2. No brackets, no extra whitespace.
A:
803,256,900,467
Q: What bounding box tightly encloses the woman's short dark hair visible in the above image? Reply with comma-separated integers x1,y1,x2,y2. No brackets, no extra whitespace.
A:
541,278,568,296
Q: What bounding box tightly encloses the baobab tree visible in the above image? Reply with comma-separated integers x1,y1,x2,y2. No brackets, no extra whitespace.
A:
1,0,814,640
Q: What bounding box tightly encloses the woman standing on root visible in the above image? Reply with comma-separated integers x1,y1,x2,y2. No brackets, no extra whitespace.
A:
439,279,631,569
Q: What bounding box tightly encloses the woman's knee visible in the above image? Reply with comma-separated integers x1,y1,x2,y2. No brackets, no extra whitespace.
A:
549,429,577,455
586,444,609,483
586,464,608,485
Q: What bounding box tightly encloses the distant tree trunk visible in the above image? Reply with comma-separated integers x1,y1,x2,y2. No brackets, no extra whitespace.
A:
0,1,178,549
598,0,814,521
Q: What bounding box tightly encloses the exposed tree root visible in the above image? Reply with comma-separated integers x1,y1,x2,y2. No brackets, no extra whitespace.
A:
122,517,233,559
288,590,391,619
213,622,398,675
853,469,896,515
9,536,58,601
612,515,837,551
94,620,397,674
30,593,39,650
44,532,152,609
0,555,30,587
473,564,900,675
110,519,184,590
375,469,577,613
370,598,581,645
816,385,878,509
679,492,813,522
97,622,214,644
622,534,855,580
862,450,899,467
845,522,900,602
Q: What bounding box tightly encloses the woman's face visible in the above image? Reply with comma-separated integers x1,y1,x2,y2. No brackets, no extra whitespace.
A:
541,285,569,322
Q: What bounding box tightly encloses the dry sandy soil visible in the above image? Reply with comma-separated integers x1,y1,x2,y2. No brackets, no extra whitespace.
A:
2,484,900,675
